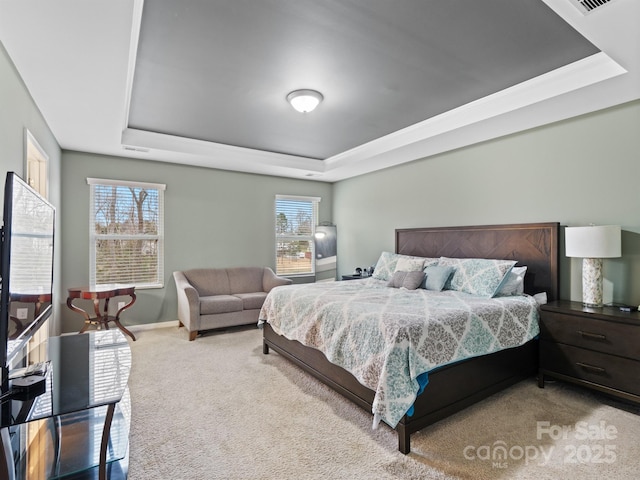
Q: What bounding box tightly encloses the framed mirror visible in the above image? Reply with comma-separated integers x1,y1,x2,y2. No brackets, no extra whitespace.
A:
314,224,337,281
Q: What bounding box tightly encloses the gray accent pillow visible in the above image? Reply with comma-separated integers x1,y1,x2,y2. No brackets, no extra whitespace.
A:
387,270,425,290
423,265,455,291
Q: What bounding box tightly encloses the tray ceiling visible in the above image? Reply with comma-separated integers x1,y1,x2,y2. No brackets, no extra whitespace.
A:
0,0,638,181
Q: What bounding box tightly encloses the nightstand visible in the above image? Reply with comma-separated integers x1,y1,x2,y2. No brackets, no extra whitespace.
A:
341,275,369,280
538,300,640,405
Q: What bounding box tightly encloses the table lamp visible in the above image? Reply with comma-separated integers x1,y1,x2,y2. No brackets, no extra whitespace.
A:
565,225,621,307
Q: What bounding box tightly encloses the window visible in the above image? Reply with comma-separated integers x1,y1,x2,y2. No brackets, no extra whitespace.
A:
275,195,320,276
23,129,51,364
24,129,49,199
88,178,165,288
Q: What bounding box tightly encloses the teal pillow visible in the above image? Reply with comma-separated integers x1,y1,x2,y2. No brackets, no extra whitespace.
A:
422,265,455,291
438,257,517,297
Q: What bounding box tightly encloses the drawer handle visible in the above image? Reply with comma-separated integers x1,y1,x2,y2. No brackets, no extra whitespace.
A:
576,362,606,374
578,330,607,341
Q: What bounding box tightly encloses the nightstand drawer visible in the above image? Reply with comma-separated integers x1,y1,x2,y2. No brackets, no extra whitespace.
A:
539,312,640,360
540,340,640,396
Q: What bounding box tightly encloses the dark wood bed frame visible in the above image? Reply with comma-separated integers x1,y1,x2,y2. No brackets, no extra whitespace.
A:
263,222,559,453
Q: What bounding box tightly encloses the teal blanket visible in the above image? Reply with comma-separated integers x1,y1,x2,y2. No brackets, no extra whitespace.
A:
259,278,540,428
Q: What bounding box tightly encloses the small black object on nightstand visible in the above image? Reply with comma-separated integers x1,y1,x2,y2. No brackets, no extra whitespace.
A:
619,305,638,312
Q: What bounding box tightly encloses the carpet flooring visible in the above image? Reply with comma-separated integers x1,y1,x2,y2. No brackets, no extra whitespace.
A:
126,326,640,479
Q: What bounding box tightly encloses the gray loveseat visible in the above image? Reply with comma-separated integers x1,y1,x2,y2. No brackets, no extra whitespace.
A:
173,266,292,341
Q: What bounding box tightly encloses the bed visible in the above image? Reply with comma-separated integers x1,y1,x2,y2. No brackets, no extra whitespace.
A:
261,222,559,453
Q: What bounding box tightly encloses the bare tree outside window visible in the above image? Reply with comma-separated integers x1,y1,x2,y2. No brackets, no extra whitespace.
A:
275,196,319,276
89,179,165,288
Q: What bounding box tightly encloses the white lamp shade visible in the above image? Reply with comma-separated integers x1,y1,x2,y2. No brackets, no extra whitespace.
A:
287,89,323,113
565,225,621,258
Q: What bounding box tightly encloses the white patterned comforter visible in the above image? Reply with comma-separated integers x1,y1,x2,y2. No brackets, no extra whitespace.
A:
259,278,540,428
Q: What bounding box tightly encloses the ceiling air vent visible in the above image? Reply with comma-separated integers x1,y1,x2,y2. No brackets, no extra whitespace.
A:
568,0,616,14
122,145,150,153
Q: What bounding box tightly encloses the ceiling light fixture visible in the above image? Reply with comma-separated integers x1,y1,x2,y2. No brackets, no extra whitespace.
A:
287,89,323,113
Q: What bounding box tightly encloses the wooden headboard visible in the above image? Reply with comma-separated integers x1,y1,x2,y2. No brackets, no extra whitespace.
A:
396,222,559,301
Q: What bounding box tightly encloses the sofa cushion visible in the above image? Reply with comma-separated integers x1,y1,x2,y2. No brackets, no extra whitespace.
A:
227,267,265,294
185,269,231,296
234,292,268,310
200,295,243,315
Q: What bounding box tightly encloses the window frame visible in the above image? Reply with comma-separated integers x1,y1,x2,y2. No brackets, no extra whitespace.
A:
275,195,320,277
88,178,166,289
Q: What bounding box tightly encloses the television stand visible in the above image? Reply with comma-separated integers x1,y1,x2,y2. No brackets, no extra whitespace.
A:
0,330,131,480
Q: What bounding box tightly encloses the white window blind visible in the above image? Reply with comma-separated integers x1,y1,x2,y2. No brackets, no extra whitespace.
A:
88,178,165,288
8,178,55,294
275,195,319,276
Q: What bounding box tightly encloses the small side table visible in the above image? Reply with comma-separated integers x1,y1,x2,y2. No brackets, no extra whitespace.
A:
67,285,137,341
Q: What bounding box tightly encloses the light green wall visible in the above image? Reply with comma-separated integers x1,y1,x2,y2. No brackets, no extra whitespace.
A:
334,100,640,306
5,31,640,332
0,41,62,332
60,152,333,331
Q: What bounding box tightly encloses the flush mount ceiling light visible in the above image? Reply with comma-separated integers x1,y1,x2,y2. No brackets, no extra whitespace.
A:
286,89,323,113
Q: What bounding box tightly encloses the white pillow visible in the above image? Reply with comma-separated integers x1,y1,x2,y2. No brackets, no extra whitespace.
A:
396,256,426,273
496,266,527,296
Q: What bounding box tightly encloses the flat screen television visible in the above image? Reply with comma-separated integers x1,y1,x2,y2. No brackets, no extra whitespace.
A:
0,172,55,393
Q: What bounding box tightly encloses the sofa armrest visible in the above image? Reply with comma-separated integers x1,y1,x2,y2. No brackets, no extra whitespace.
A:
173,271,201,331
262,267,293,292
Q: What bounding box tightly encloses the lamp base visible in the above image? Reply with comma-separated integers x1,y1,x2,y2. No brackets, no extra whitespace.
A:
583,302,603,308
582,257,603,308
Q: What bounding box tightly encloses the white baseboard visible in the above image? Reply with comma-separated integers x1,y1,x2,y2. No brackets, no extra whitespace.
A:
129,320,180,332
59,320,180,336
